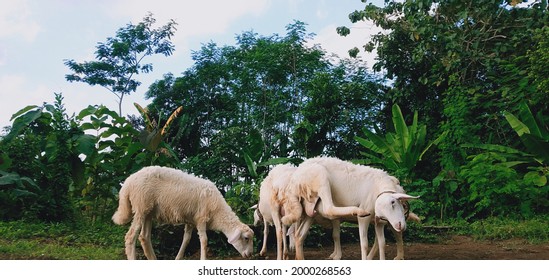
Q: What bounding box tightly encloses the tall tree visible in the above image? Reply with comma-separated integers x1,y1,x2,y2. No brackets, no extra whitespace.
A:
339,0,548,170
65,13,177,116
145,21,388,187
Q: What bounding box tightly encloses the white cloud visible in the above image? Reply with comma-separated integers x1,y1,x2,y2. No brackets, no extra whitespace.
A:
105,0,270,51
315,0,328,20
0,0,41,41
0,44,6,66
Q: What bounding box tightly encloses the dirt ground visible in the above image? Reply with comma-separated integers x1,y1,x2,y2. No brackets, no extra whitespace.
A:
249,235,549,260
182,234,547,260
156,224,549,260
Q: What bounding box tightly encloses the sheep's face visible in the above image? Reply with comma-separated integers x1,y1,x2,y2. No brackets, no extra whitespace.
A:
228,227,254,258
375,193,419,232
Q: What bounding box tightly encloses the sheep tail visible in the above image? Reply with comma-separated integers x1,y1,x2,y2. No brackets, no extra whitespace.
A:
112,184,132,225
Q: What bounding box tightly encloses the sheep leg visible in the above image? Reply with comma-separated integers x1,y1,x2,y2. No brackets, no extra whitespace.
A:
328,219,342,260
271,205,285,260
392,228,405,260
318,188,370,218
294,217,314,260
259,219,269,257
282,225,290,260
138,214,157,260
357,216,371,260
367,237,379,260
367,226,405,260
374,220,387,260
196,223,209,260
124,215,145,260
176,224,194,260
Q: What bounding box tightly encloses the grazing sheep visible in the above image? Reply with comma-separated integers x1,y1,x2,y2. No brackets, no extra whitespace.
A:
281,157,418,260
258,163,418,260
112,166,254,260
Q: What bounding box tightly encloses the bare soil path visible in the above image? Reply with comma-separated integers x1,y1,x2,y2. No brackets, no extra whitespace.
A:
251,235,549,260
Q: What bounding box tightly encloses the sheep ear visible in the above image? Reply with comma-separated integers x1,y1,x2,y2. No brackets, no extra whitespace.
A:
249,204,258,210
228,230,241,244
287,224,295,236
393,193,420,201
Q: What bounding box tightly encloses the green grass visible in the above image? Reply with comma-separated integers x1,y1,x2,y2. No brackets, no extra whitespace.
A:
463,215,549,243
0,220,127,260
413,215,549,244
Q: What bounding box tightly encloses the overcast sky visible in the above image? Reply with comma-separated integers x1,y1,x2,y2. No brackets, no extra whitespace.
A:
0,0,384,129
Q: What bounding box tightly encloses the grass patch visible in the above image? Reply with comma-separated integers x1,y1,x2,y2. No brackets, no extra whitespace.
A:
466,216,549,243
426,215,549,243
0,220,127,260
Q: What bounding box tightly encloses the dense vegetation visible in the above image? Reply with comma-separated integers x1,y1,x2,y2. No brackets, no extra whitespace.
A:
0,1,547,257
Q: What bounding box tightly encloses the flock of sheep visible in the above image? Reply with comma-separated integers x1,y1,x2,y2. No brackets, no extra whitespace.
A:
112,156,420,260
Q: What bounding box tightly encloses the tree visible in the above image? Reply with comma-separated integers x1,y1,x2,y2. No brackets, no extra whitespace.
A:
339,0,548,170
144,22,388,188
2,94,95,221
65,12,177,116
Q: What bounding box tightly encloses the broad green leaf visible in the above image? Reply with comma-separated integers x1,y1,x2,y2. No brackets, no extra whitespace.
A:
520,134,549,163
3,109,43,143
524,171,547,187
392,104,409,152
9,105,39,121
0,173,20,185
504,112,530,136
516,102,542,137
242,152,258,178
74,134,97,157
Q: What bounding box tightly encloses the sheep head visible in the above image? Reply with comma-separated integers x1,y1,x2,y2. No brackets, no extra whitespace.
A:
375,192,419,232
228,226,254,258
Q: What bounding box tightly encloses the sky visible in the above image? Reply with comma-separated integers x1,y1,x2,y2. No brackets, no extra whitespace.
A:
0,0,385,130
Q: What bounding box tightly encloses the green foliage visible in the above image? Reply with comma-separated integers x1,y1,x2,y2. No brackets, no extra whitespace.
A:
459,150,531,218
458,103,549,219
225,182,259,225
133,102,183,165
146,21,387,190
355,104,444,183
74,105,140,221
339,0,548,219
1,93,90,221
1,92,183,222
504,101,549,165
64,12,177,115
0,171,40,220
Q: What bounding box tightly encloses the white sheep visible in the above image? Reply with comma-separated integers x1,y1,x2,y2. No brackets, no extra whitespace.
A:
291,201,421,260
112,166,254,260
253,163,352,260
255,163,295,260
256,163,415,260
281,156,418,260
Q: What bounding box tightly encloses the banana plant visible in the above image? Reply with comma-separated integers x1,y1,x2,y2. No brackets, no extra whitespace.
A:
134,103,183,152
504,102,549,164
503,101,549,186
355,104,445,181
